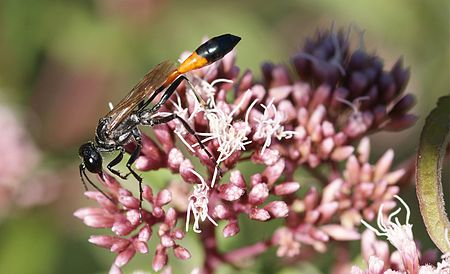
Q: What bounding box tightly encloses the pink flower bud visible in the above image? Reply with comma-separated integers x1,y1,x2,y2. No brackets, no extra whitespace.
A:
112,220,134,236
229,170,246,188
153,246,168,272
172,228,185,240
263,159,285,185
118,195,140,209
321,121,335,137
88,235,116,249
367,256,385,274
250,208,271,221
357,137,371,163
125,209,141,226
264,201,289,218
102,173,121,190
153,124,175,152
84,191,115,208
331,146,354,161
133,240,148,254
310,227,329,242
135,156,161,171
84,215,114,228
138,224,152,242
268,86,291,103
114,246,136,267
164,208,177,228
305,210,320,224
317,202,339,222
384,169,406,184
274,182,300,195
223,220,240,237
167,148,184,172
304,187,319,210
214,204,232,219
297,107,309,126
109,264,122,274
319,137,334,158
248,183,269,205
374,149,394,181
174,246,191,260
179,159,197,183
307,105,326,132
322,179,343,203
334,132,347,146
142,185,153,203
310,125,323,143
345,155,361,184
360,163,372,182
310,85,331,109
139,135,163,169
73,207,106,219
320,224,360,241
110,239,131,253
250,173,263,187
350,266,364,274
156,189,172,206
153,206,164,218
218,183,245,201
251,148,280,166
160,234,175,248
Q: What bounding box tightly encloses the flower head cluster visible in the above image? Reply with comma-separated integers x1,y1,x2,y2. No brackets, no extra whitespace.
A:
351,196,450,274
74,174,190,273
75,27,425,274
271,137,404,257
0,104,60,217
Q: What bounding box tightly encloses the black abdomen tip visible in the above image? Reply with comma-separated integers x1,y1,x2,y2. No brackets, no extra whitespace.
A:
195,33,242,63
217,33,241,49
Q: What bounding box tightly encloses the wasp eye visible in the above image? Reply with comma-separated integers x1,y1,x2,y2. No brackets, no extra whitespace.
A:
79,142,103,174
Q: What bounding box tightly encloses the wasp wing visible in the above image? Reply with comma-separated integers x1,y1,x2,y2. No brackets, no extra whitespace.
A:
105,61,176,131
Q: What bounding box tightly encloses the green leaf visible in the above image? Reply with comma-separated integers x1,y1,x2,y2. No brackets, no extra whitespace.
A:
416,95,450,253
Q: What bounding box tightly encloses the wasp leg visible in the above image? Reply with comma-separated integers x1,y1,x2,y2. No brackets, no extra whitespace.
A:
140,75,204,113
150,113,223,178
79,164,114,203
106,148,128,179
126,128,144,213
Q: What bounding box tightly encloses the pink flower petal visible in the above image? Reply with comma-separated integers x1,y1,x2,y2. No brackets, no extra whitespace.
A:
156,189,172,206
274,182,300,195
214,204,232,219
174,246,191,260
218,183,245,201
153,246,168,272
114,246,136,267
250,208,271,221
223,220,240,238
320,224,360,241
248,183,269,205
264,201,289,218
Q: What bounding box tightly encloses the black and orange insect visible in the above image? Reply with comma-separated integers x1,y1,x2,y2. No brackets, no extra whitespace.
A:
78,34,241,206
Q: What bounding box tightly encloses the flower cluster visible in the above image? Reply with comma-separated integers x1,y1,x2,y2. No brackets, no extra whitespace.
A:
0,104,60,218
271,137,403,257
350,196,450,274
75,27,430,274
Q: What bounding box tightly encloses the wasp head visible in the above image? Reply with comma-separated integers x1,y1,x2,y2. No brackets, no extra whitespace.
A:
79,142,103,174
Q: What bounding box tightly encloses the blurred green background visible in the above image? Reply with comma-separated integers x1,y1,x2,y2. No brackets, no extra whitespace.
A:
0,0,448,273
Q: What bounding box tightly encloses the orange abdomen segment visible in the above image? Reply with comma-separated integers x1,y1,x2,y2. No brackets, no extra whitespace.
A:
177,52,209,74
